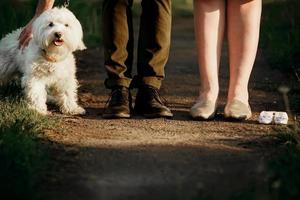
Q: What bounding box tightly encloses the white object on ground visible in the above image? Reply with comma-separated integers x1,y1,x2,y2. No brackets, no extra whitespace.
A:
258,111,289,125
258,111,274,124
274,112,289,125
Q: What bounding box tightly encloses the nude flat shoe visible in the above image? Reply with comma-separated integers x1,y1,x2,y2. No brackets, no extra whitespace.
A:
190,100,217,120
224,99,252,120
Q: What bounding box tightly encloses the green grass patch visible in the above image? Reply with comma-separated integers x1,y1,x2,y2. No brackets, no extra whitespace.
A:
0,82,59,200
0,82,59,130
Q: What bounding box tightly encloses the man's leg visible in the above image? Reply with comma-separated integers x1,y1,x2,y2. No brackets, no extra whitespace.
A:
134,0,173,118
102,0,134,118
136,0,172,89
102,0,134,89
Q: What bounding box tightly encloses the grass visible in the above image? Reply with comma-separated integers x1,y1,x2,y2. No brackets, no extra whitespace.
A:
0,82,59,200
0,122,47,200
0,82,58,130
261,0,300,76
267,124,300,200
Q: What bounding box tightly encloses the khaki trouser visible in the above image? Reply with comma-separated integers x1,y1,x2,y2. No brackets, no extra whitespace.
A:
102,0,172,89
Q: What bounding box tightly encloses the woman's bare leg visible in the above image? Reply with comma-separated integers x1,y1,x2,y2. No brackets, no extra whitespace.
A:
226,0,262,105
193,0,225,103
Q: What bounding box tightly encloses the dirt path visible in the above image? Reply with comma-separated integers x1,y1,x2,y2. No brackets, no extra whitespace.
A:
44,16,288,200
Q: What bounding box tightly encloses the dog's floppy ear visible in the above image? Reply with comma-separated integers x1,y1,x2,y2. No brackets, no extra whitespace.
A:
77,39,87,51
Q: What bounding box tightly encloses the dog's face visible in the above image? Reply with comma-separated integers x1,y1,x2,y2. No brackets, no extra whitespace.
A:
32,7,86,57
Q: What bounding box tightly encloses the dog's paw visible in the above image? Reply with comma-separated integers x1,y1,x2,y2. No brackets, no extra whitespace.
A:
71,106,86,115
61,106,86,116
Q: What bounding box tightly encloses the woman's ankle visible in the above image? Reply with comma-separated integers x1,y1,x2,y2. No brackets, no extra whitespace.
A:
197,89,219,103
227,94,249,105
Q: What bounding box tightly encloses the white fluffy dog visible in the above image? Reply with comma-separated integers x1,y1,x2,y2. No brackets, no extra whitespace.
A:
0,7,86,115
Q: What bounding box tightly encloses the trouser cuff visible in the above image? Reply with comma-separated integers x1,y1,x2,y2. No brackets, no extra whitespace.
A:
104,78,132,89
131,76,162,89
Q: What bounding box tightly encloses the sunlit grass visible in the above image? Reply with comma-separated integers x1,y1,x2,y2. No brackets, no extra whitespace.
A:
0,81,59,130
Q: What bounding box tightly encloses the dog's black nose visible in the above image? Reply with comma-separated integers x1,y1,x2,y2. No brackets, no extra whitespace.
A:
55,32,62,38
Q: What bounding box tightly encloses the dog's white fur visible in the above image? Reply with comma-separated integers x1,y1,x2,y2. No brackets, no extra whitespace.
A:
0,7,86,115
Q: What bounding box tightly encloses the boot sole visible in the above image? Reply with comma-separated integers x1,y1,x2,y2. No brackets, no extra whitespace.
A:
102,113,131,119
143,112,173,119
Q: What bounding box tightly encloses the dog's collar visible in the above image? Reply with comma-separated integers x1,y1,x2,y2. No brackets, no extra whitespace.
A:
41,49,58,63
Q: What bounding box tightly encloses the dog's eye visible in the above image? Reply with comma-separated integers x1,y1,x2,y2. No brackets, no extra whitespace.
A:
65,24,69,27
49,22,54,27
